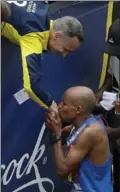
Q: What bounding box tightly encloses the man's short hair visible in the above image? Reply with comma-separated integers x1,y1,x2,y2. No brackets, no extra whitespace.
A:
53,16,84,42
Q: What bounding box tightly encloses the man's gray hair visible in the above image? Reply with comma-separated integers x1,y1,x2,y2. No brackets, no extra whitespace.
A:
53,16,84,42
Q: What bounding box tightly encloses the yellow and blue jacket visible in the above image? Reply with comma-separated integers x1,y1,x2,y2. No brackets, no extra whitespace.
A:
2,1,53,109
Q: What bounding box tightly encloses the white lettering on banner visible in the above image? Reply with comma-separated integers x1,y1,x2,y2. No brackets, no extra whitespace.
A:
1,124,55,192
7,1,27,7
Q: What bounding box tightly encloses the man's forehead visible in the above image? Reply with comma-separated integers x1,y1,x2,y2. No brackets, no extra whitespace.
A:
62,94,80,107
63,91,75,104
62,92,70,102
63,89,84,106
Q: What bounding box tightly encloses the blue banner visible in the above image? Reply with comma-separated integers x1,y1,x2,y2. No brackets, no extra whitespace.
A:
1,1,111,192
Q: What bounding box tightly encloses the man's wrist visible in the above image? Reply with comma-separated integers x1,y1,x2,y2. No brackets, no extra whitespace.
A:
52,129,62,136
50,134,62,145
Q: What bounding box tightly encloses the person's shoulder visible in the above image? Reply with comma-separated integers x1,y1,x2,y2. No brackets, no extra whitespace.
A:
88,122,105,135
75,123,104,149
78,122,105,143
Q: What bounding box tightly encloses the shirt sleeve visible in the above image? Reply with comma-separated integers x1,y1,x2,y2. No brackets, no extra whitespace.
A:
19,33,53,108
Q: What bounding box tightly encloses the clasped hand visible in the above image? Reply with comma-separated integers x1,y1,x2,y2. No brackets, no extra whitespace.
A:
45,101,62,136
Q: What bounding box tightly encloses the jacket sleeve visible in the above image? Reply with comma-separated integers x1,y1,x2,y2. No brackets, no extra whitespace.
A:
19,33,53,108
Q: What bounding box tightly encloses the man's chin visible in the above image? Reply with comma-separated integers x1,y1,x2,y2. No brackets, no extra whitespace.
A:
60,116,68,124
49,49,61,56
49,49,57,55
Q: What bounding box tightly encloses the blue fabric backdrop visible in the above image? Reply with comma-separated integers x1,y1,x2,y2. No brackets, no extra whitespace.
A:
1,1,108,192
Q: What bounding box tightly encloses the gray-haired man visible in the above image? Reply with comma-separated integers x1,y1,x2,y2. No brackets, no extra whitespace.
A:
1,1,84,109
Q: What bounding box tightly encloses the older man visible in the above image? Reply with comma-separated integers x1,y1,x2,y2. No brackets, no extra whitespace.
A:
1,1,83,109
46,86,113,192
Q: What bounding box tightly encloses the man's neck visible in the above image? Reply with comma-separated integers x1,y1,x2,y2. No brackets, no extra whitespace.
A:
73,114,93,129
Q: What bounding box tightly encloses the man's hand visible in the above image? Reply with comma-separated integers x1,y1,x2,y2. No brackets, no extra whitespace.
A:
50,100,58,113
46,108,62,136
48,100,59,123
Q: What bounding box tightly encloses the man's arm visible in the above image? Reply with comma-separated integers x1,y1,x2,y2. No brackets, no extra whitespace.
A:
98,72,112,92
107,127,120,140
61,125,73,145
52,127,93,177
19,34,53,108
96,72,112,103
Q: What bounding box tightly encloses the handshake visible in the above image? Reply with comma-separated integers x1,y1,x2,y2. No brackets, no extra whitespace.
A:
50,100,59,115
45,101,62,136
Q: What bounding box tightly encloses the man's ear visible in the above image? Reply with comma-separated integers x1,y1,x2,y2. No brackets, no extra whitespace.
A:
54,32,61,39
76,106,82,114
